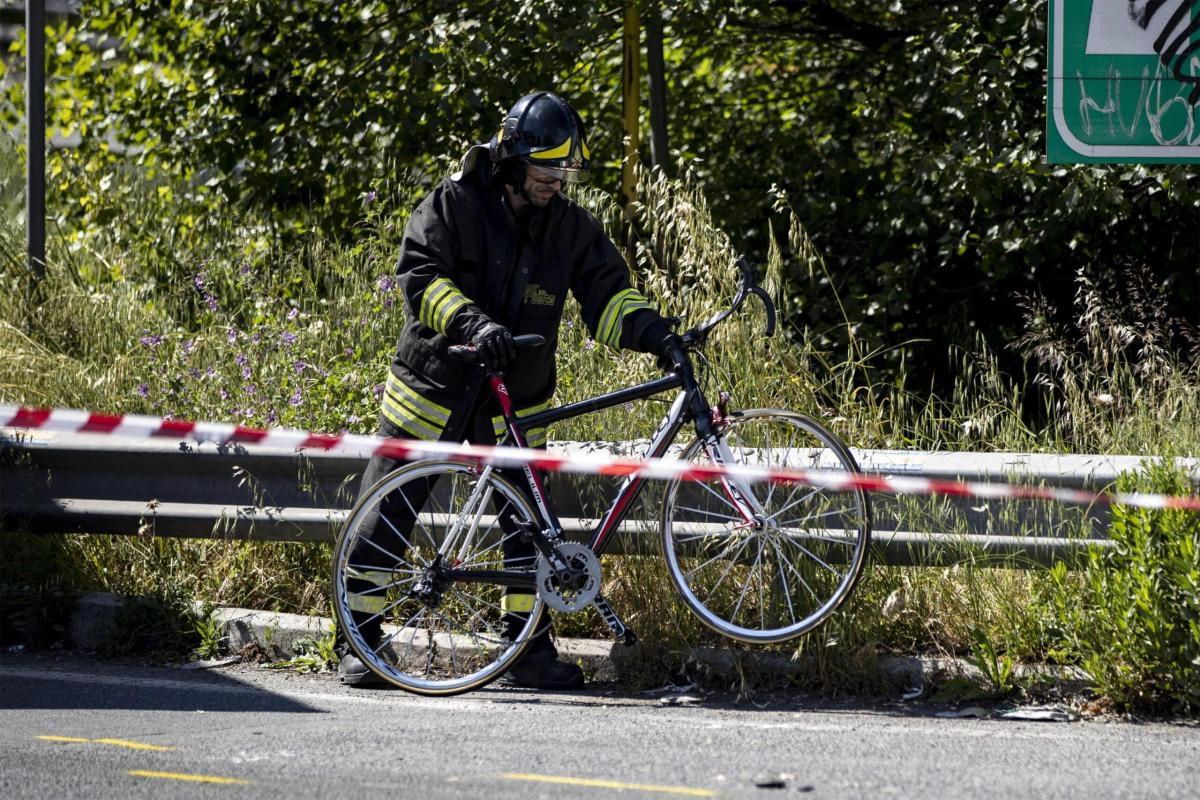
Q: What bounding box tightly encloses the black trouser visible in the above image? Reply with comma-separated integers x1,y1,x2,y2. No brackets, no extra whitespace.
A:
343,395,551,651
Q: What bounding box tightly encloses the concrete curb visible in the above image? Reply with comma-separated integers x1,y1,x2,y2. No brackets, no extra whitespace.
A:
65,592,1088,698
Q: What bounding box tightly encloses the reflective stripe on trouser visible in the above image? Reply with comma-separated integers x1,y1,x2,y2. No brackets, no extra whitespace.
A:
381,371,451,440
491,399,551,449
345,567,396,615
596,288,654,349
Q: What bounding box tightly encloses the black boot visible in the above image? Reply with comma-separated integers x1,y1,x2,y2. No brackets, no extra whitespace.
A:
499,620,584,690
337,626,388,688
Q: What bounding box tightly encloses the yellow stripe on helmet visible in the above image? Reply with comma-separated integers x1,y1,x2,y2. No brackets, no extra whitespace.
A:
529,137,573,160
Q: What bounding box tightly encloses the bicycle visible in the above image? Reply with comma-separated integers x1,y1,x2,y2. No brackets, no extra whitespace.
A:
331,258,872,696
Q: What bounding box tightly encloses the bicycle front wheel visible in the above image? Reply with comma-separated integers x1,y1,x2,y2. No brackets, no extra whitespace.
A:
662,409,871,643
332,460,546,696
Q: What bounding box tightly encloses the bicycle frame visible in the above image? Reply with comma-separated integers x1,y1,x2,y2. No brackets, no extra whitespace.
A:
488,364,763,558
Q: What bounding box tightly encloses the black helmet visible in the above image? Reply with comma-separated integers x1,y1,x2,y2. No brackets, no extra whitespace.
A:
494,92,590,183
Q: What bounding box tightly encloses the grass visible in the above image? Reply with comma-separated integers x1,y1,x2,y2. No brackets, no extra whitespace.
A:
2,144,1199,711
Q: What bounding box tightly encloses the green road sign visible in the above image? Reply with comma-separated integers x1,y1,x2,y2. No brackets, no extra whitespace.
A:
1048,0,1200,163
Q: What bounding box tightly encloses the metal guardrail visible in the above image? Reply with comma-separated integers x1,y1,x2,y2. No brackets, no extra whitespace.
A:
2,431,1192,566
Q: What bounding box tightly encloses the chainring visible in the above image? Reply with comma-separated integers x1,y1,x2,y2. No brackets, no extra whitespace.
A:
534,542,602,613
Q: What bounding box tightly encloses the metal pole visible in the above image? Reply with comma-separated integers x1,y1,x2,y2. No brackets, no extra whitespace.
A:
646,3,671,177
620,2,640,211
26,0,45,280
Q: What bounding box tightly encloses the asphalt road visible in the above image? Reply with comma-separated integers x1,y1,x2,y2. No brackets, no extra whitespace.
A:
1,652,1197,799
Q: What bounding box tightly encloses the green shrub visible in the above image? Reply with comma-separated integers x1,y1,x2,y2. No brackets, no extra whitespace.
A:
1047,460,1200,713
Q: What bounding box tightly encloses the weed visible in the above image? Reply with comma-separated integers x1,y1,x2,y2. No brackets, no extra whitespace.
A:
192,602,224,660
1045,459,1200,714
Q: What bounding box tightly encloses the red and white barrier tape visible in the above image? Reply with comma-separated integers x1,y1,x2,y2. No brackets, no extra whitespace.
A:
3,405,1200,511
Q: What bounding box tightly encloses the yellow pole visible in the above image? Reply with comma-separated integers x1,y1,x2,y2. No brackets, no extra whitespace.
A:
621,2,641,212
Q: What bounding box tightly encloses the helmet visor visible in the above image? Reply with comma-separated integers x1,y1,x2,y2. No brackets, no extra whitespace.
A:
526,161,589,185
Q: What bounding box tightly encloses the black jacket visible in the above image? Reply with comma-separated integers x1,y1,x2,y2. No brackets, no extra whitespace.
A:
382,145,667,445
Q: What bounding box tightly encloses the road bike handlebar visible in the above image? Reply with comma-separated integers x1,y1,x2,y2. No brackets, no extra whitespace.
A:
447,333,546,364
681,256,776,349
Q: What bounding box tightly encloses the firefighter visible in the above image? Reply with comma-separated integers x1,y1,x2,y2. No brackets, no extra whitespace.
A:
339,91,681,689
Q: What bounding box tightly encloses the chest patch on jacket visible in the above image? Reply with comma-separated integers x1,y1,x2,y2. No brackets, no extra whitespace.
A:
523,284,557,307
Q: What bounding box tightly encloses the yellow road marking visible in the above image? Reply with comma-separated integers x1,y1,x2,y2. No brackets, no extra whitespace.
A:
129,770,249,785
36,735,174,752
502,772,716,797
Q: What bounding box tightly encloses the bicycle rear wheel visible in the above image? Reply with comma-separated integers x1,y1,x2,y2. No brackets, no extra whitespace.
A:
661,409,871,643
331,460,546,696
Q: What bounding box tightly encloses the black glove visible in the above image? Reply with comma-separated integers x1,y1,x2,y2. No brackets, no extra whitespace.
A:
469,321,517,371
655,332,688,373
640,320,687,373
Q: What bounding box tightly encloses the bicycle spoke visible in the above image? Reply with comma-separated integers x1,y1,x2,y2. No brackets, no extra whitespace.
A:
729,538,765,624
683,532,751,576
763,484,824,521
696,535,754,598
780,535,843,578
671,503,742,524
776,528,861,548
358,530,409,567
766,536,799,624
687,475,743,511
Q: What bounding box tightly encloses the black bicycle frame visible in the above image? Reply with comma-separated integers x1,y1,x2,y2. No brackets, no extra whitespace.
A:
493,370,706,555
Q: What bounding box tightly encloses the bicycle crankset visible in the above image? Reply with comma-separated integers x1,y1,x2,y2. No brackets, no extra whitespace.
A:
534,542,602,613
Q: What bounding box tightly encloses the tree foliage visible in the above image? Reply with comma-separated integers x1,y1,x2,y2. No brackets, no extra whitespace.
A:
3,0,1197,385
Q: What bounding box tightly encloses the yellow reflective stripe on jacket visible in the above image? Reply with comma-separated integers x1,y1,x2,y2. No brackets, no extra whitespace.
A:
382,372,451,440
420,277,471,335
501,593,536,613
596,288,654,349
492,400,551,448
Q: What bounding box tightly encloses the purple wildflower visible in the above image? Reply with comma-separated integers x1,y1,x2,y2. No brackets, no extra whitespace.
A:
348,414,361,425
244,384,257,396
364,190,378,204
182,339,195,355
377,275,396,294
219,388,230,401
206,294,219,312
287,307,299,320
235,354,248,366
294,360,307,374
188,367,201,379
289,389,303,406
242,366,252,379
265,409,278,425
373,383,385,400
136,383,150,398
193,272,207,292
139,333,164,347
227,327,238,343
582,338,596,351
281,332,297,347
251,333,262,344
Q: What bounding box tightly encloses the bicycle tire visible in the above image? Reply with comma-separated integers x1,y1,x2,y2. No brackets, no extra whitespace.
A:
661,409,871,643
331,459,546,696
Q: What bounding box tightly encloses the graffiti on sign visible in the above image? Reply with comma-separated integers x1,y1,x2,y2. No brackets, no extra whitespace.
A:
1048,0,1200,162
